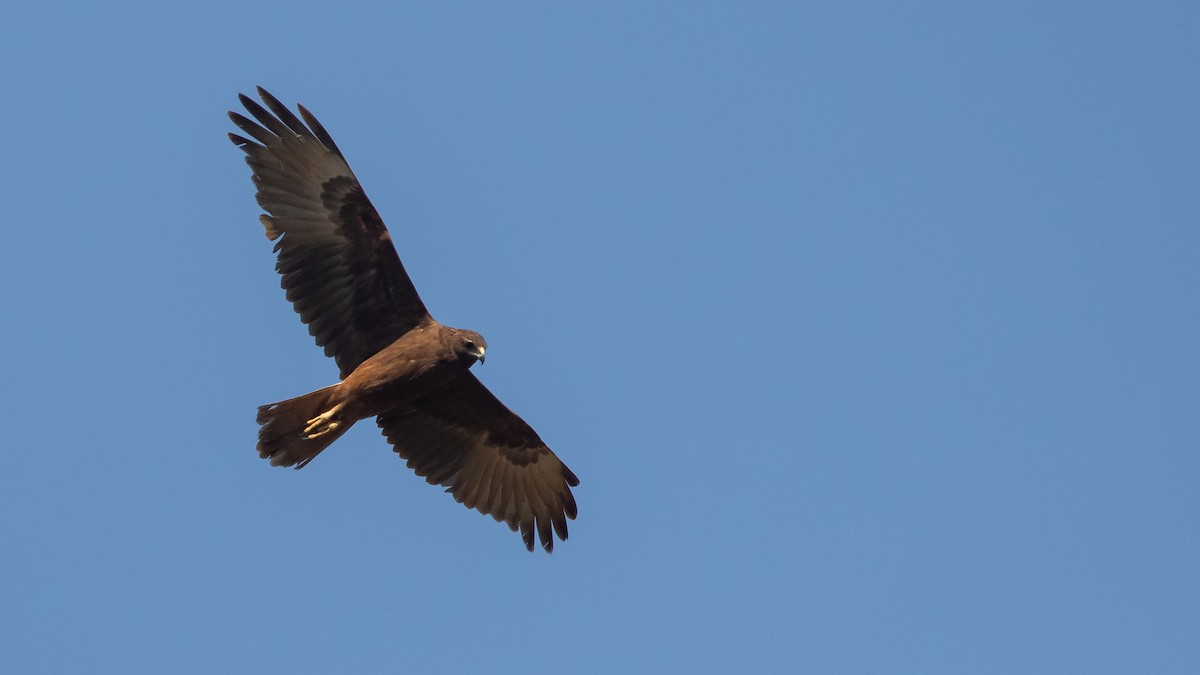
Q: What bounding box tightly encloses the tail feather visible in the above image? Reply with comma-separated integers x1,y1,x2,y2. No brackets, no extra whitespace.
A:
256,384,351,468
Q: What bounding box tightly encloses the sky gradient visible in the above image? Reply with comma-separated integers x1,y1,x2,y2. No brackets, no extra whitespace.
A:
2,2,1197,672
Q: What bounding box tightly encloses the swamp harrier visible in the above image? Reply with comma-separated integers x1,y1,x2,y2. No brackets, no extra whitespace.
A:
228,87,578,552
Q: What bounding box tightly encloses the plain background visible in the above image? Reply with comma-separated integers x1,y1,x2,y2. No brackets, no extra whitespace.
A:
2,2,1197,672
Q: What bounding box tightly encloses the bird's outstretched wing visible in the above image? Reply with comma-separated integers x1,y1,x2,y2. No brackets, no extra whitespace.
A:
229,87,429,378
377,374,580,552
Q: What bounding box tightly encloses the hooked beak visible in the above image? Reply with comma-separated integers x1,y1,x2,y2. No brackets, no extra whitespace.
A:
476,349,486,364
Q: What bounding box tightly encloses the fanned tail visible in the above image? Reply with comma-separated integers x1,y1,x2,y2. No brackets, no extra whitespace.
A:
255,384,351,468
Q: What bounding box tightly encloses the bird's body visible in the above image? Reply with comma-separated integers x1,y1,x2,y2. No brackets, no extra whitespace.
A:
229,88,578,552
336,322,487,421
256,320,487,468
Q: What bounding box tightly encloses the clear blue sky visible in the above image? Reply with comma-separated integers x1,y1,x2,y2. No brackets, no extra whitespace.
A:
2,2,1197,672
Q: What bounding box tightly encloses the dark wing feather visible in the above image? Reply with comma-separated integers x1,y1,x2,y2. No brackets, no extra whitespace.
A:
377,373,579,553
229,87,429,378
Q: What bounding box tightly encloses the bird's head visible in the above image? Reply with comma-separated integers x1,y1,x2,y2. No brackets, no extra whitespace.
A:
453,329,488,366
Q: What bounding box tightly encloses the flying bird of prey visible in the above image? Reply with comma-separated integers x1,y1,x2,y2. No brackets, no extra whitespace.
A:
228,87,578,552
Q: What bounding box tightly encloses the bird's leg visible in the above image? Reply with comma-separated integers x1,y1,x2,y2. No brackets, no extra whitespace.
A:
302,402,346,439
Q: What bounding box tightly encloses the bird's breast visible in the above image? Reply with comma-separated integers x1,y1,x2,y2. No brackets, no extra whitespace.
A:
337,338,464,418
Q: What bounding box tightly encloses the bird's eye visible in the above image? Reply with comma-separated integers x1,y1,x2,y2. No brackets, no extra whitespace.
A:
464,340,476,351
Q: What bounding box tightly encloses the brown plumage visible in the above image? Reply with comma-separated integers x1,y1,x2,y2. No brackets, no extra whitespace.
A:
229,87,578,552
